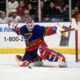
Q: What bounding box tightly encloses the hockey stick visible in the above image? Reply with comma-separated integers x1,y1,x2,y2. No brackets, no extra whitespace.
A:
61,28,75,33
57,22,75,33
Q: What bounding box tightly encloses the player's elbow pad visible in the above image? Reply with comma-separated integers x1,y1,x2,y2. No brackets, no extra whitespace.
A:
52,26,57,33
52,26,61,36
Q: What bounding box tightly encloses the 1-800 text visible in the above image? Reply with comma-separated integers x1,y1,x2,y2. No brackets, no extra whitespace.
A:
4,36,24,42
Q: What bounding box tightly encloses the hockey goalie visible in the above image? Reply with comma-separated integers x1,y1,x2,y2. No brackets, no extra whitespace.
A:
9,16,70,67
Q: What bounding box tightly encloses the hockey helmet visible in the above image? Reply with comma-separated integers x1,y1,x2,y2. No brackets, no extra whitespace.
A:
26,16,33,23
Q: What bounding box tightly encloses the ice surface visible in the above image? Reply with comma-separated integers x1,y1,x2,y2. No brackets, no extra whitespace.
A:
0,54,80,80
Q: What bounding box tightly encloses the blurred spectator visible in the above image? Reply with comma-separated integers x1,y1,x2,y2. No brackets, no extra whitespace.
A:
42,15,50,22
63,4,69,21
34,10,39,22
24,10,30,17
0,11,8,23
8,0,18,14
47,1,57,18
63,4,69,11
9,9,21,23
40,1,47,19
16,0,26,17
21,10,30,22
27,3,36,19
72,7,80,17
47,1,64,21
55,5,63,14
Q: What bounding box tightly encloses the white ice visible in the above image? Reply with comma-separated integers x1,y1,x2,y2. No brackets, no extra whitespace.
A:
0,54,80,80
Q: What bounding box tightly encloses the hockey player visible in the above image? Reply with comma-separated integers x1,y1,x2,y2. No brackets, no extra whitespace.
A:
9,16,68,67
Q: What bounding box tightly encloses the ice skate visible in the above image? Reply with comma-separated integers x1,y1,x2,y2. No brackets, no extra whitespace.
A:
16,55,31,67
57,57,67,68
57,62,67,68
16,55,22,62
20,61,31,67
16,55,23,66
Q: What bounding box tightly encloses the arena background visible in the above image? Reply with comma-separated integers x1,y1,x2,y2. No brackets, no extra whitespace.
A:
0,1,80,80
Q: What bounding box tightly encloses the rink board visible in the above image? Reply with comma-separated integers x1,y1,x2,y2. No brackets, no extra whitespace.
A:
0,22,80,54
